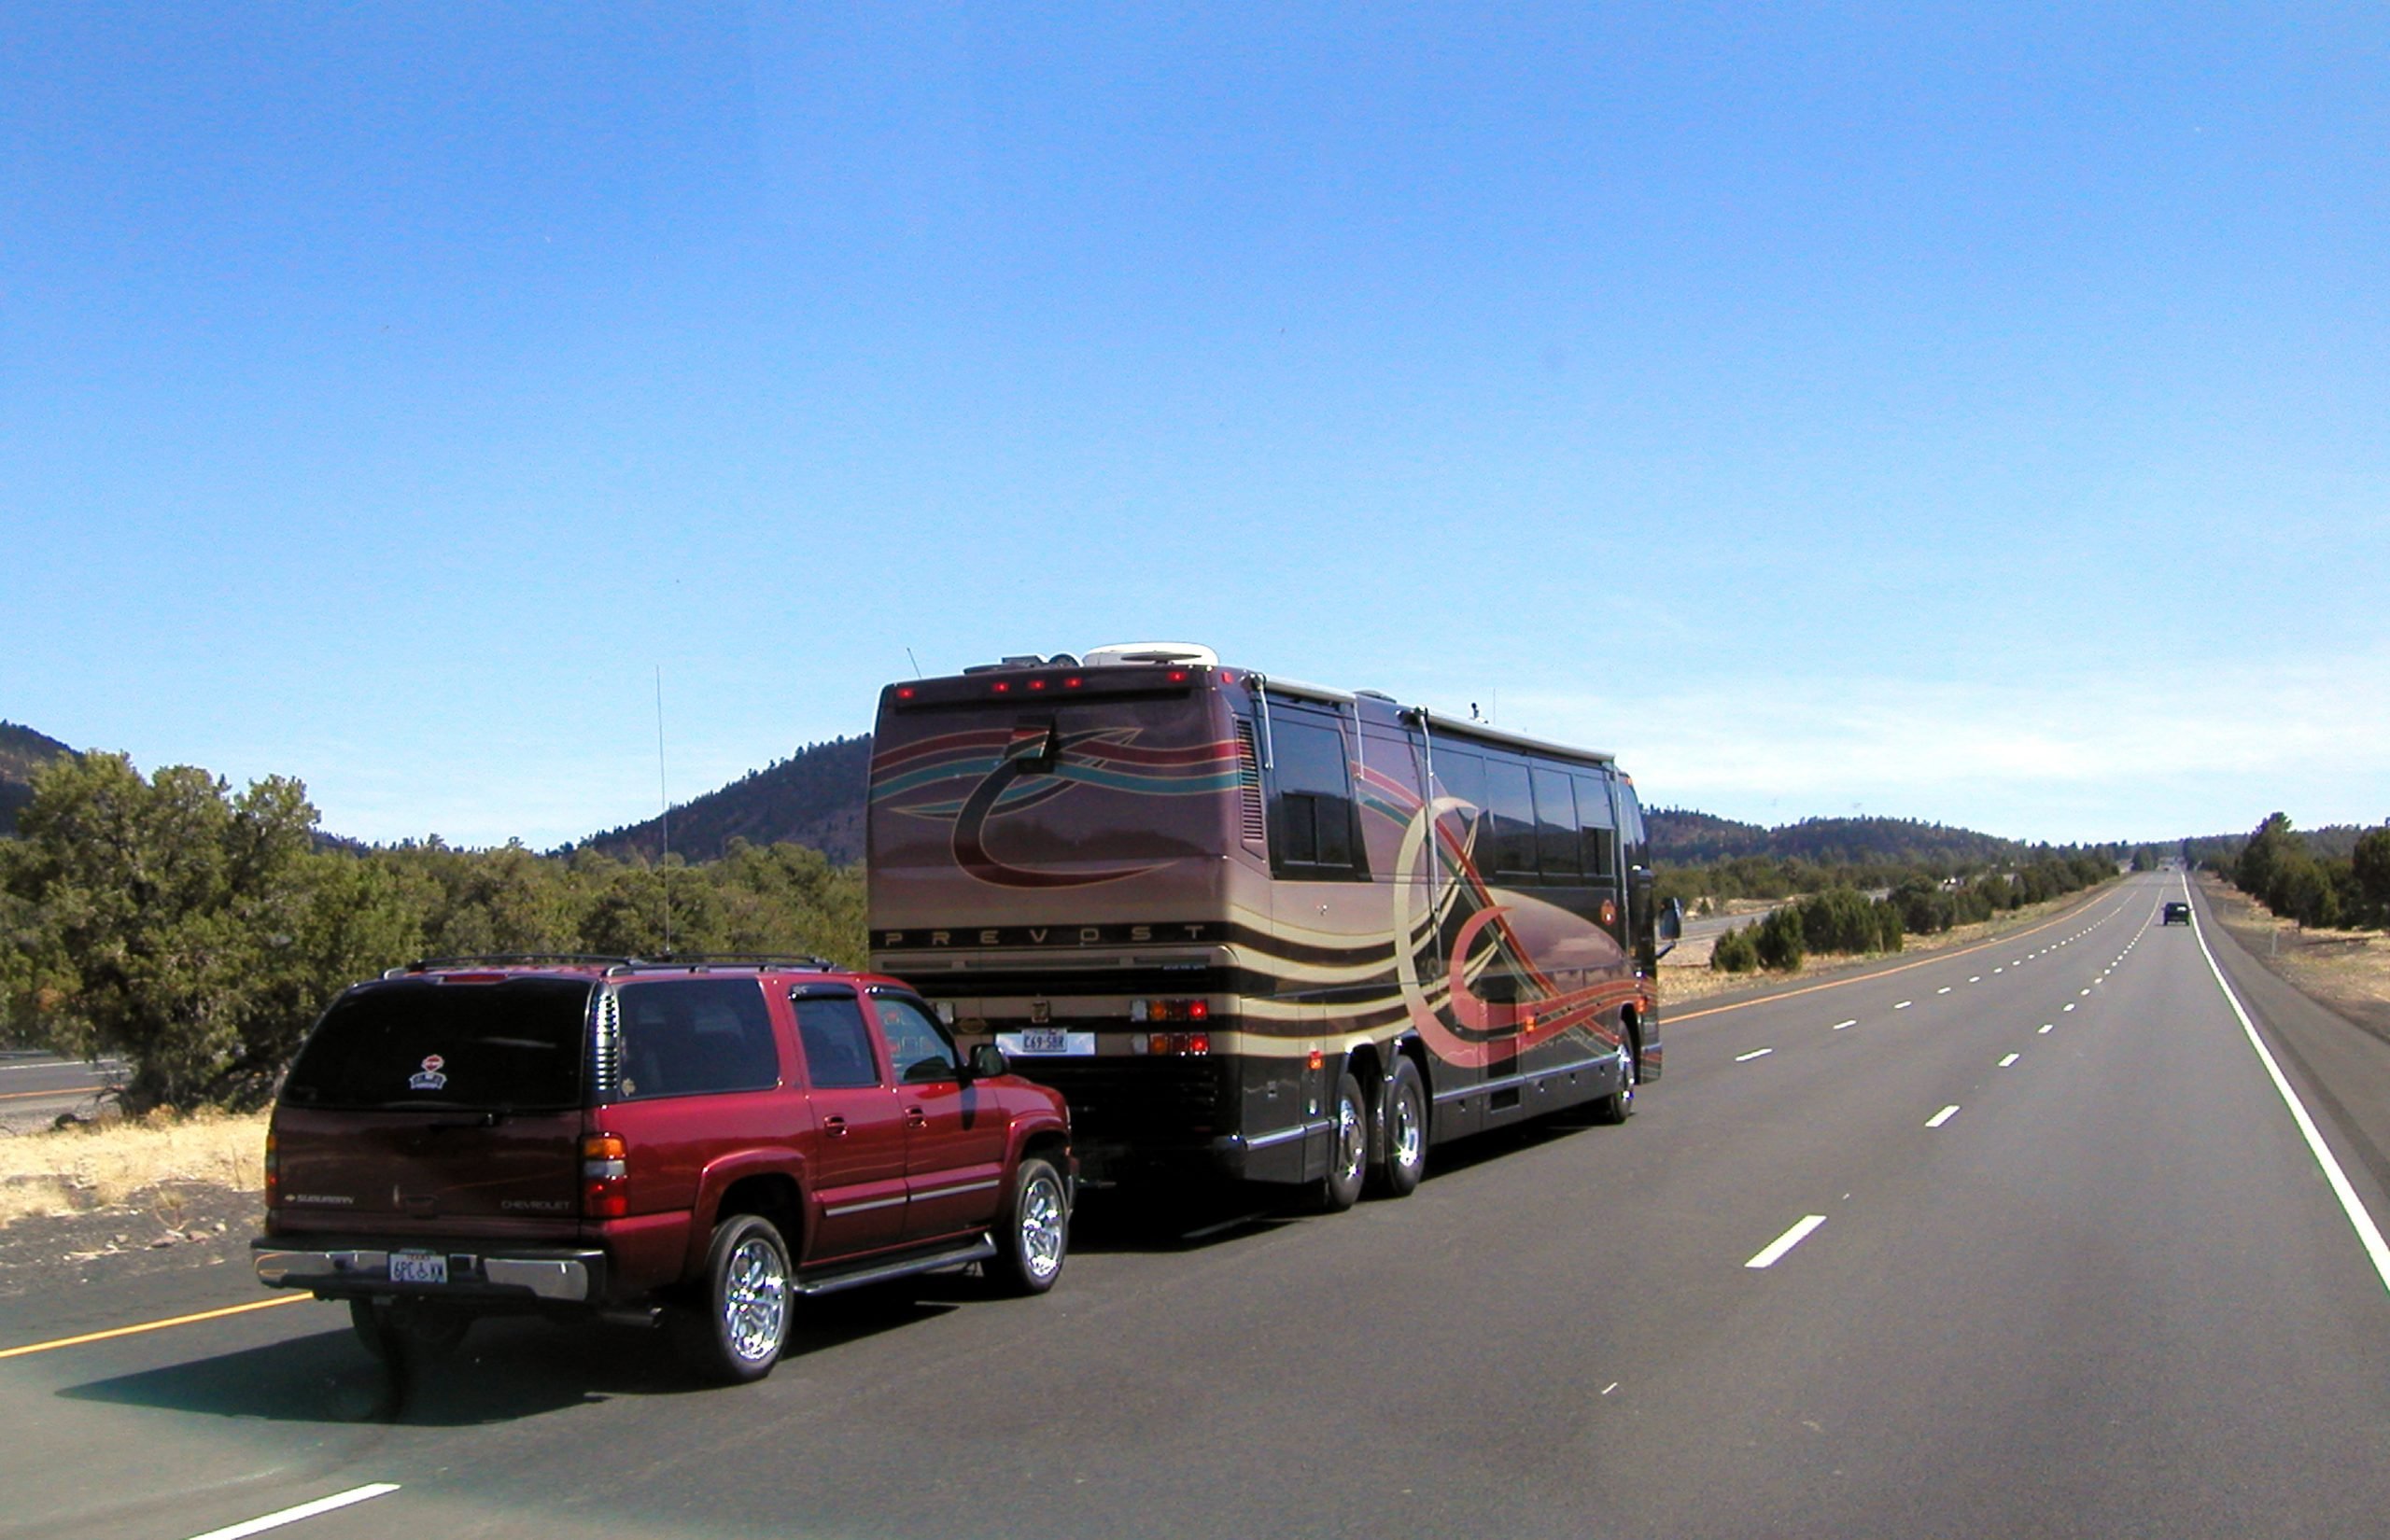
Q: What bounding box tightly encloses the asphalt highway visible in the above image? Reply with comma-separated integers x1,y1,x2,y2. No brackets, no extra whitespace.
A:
5,873,2388,1540
0,1053,123,1131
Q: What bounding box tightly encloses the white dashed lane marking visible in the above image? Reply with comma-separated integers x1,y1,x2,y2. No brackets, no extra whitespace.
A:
1926,1105,1961,1128
1747,1215,1829,1269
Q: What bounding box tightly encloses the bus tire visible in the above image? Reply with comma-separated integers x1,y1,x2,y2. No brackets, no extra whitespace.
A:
1590,1035,1638,1125
1370,1057,1427,1198
1317,1071,1368,1211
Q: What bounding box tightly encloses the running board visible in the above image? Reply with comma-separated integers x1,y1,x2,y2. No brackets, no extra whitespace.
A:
794,1236,997,1297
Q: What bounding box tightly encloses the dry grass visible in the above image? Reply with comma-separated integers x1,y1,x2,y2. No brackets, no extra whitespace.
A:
0,1108,268,1230
2199,877,2390,1016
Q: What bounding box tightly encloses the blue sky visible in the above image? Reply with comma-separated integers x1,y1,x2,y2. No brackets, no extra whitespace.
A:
6,4,2383,849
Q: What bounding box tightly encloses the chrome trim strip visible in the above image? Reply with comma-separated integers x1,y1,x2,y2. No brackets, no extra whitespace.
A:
1431,1053,1613,1105
796,1237,997,1297
1244,1117,1333,1151
823,1194,908,1218
909,1179,1002,1203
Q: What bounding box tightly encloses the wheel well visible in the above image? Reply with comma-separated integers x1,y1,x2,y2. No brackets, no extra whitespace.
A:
1341,1041,1386,1162
712,1172,805,1255
1618,1008,1641,1065
1020,1130,1071,1194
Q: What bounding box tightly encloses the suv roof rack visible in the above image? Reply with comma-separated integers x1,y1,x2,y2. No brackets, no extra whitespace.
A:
390,953,652,978
387,953,844,980
622,954,841,973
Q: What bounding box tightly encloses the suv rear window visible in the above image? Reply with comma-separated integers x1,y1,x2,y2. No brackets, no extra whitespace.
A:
283,977,594,1111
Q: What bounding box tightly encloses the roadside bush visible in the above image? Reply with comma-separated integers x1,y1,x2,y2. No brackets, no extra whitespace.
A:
1752,907,1807,971
2354,825,2390,929
1711,924,1759,973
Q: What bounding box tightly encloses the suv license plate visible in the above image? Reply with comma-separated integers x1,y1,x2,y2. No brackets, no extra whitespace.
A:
390,1252,448,1285
1003,1029,1094,1057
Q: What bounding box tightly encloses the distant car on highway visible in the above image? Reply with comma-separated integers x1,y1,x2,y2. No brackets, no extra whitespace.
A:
254,956,1073,1383
2161,902,2191,926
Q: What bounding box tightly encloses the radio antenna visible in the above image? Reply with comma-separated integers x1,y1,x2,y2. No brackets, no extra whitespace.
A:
906,646,923,679
655,665,671,955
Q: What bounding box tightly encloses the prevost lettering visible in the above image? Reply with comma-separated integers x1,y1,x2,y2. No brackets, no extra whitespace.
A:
877,922,1217,948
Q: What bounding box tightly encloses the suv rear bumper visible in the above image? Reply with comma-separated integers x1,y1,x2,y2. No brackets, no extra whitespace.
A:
253,1239,607,1304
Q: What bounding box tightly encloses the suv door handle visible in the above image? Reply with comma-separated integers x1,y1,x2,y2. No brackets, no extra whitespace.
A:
822,1116,848,1138
905,1106,928,1127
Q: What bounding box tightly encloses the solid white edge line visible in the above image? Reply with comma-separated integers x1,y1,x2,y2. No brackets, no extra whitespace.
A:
2189,897,2390,1296
1735,1047,1774,1062
186,1485,401,1540
1926,1105,1960,1128
1746,1215,1828,1268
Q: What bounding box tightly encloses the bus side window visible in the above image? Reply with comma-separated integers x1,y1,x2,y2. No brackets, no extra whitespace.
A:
1436,750,1488,862
1268,715,1367,880
1619,782,1649,870
1487,759,1538,878
1574,771,1618,884
1532,766,1580,884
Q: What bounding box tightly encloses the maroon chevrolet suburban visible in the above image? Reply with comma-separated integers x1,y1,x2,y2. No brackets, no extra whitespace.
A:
254,957,1072,1382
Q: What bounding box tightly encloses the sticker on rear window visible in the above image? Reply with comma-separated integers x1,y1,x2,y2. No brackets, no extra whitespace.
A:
409,1054,449,1091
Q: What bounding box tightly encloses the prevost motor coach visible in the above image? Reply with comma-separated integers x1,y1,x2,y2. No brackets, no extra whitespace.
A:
866,643,1680,1207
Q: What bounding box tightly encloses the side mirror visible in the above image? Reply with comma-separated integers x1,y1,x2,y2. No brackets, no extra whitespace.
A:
966,1043,1009,1080
1654,897,1683,960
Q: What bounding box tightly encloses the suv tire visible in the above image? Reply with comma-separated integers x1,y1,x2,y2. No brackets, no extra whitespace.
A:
349,1298,469,1365
670,1213,794,1384
985,1155,1069,1295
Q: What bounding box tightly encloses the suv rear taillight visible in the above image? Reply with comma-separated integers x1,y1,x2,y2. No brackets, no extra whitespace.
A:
582,1132,629,1219
263,1128,278,1209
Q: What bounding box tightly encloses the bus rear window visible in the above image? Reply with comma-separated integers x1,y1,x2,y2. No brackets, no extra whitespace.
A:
282,977,593,1111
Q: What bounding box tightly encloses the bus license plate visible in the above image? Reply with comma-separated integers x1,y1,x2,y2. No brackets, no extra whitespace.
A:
389,1252,448,1285
1003,1029,1093,1057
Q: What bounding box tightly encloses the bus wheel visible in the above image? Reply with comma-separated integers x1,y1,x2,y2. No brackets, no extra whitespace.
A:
1590,1037,1638,1125
1370,1057,1427,1198
1318,1071,1367,1211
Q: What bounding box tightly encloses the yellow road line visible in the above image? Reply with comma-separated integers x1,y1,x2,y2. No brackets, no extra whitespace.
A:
0,1085,109,1103
1670,888,2127,1024
0,1293,311,1361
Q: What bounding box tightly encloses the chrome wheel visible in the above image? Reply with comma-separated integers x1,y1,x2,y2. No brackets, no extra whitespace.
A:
1373,1057,1428,1198
1389,1082,1424,1172
988,1155,1069,1295
673,1213,794,1383
1591,1032,1638,1125
1018,1169,1066,1282
722,1236,790,1365
1318,1071,1368,1211
1334,1086,1366,1183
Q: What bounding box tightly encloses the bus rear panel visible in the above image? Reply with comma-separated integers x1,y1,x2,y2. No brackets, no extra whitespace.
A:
868,647,1661,1190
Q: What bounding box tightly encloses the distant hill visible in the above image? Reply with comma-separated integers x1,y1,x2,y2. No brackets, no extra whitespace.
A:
0,721,76,836
579,735,872,865
1647,807,2029,867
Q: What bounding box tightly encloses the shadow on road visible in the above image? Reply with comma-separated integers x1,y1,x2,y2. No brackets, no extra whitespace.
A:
53,1289,959,1427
